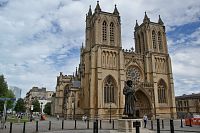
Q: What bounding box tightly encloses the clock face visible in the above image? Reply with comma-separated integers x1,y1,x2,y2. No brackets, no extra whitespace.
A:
126,67,141,82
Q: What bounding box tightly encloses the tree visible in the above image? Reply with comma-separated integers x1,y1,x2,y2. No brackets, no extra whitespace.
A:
14,98,26,113
44,102,51,115
0,75,15,112
32,99,40,112
0,75,8,97
6,90,15,110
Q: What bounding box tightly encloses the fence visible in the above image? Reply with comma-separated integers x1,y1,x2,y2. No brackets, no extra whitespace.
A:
1,118,199,133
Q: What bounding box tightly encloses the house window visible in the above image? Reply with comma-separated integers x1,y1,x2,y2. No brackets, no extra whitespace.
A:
158,32,162,51
110,22,114,44
158,79,167,103
102,21,107,41
152,30,156,49
141,32,145,52
104,76,115,103
138,35,141,53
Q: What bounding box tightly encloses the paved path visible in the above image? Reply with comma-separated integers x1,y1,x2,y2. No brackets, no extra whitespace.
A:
0,118,199,133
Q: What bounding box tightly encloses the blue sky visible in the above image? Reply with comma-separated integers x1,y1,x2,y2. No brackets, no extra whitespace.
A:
0,0,200,97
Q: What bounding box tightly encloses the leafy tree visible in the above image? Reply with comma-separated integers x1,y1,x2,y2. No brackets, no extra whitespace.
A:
6,89,15,109
0,75,8,97
0,75,15,111
14,98,26,113
44,102,51,115
32,99,40,112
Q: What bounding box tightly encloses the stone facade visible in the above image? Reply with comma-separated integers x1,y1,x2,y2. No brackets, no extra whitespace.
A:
24,87,53,113
53,2,176,119
52,72,81,118
176,93,200,118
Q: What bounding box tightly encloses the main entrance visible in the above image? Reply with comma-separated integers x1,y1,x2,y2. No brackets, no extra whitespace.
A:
135,90,152,118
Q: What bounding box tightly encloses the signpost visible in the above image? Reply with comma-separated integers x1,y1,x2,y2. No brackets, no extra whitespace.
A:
0,98,16,129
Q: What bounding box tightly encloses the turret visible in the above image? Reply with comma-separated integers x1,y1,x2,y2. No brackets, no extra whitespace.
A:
88,5,92,16
113,4,119,15
95,1,101,13
143,12,150,23
158,15,164,25
134,20,139,30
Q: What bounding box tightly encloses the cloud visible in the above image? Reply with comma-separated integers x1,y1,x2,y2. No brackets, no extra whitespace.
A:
0,0,200,97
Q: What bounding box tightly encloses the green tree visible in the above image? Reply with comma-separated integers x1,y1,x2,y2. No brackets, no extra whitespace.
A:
32,99,40,112
0,75,8,97
0,75,15,111
14,98,26,113
43,102,51,115
6,89,15,109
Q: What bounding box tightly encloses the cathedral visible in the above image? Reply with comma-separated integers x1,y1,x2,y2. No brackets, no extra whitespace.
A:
52,2,177,119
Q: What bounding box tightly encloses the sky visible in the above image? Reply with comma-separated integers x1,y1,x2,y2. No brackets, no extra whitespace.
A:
0,0,200,98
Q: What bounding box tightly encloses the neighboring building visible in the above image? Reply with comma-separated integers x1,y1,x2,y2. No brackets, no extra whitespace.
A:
24,87,54,113
53,2,176,119
176,93,200,118
52,72,81,118
9,86,22,100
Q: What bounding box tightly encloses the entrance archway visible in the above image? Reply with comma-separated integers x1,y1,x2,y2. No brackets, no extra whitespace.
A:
135,90,152,118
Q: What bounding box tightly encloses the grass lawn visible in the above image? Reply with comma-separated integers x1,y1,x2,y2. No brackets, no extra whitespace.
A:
6,115,29,123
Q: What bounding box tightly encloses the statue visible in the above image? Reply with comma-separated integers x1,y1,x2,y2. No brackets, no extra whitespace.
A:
123,80,137,118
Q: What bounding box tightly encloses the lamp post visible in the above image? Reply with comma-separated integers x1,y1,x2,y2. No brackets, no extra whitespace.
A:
40,102,43,114
73,95,76,120
109,82,112,123
109,102,111,123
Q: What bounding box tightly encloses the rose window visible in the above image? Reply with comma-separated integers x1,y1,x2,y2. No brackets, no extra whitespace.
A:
126,67,141,82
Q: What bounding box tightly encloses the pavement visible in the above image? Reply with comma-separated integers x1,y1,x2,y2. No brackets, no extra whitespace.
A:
0,118,200,133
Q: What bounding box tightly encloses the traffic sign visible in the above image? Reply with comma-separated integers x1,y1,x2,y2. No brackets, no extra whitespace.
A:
0,98,16,101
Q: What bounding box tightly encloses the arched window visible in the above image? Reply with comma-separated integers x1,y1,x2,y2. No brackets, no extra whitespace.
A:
158,79,167,103
152,30,156,49
138,35,141,53
104,76,115,103
110,22,114,43
141,32,145,53
158,32,162,51
102,21,107,41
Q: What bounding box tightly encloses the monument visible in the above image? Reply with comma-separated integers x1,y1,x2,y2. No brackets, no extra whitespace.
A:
118,80,143,132
123,80,137,119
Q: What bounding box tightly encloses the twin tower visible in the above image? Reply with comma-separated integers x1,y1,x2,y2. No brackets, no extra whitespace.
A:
79,1,176,119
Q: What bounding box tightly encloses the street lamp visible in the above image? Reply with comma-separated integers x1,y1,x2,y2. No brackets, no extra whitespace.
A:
40,102,43,114
109,83,112,123
109,101,111,123
73,95,76,120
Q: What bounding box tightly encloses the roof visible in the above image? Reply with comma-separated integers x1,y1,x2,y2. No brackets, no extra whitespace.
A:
72,80,81,88
176,93,200,100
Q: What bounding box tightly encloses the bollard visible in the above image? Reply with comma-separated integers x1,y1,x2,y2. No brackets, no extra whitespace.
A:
170,119,174,133
112,120,114,129
36,121,38,132
49,121,51,130
9,122,12,133
93,121,98,133
180,119,183,128
87,120,89,129
162,119,164,129
151,120,153,130
74,120,77,129
189,118,192,127
135,121,140,133
23,122,26,133
96,119,98,131
100,120,102,129
157,119,160,133
62,120,64,130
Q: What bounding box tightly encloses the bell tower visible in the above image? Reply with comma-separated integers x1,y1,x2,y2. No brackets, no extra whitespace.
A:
85,1,121,49
134,13,177,118
80,1,124,118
